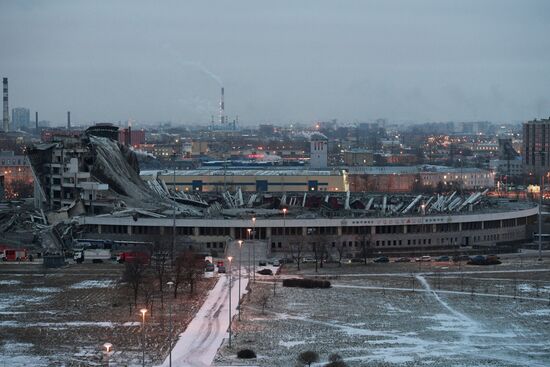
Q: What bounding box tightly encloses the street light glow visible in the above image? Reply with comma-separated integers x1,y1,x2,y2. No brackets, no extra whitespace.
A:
103,342,112,353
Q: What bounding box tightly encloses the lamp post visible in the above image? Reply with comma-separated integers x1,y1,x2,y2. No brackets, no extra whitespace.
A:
246,228,252,283
172,153,177,262
167,281,174,367
140,308,147,367
539,173,548,262
282,208,287,263
238,241,243,321
227,256,233,348
252,217,256,283
103,342,112,367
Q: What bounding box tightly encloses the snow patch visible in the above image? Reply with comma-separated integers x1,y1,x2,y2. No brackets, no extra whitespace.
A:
279,340,306,348
0,280,21,285
32,287,61,293
70,280,115,289
520,309,550,317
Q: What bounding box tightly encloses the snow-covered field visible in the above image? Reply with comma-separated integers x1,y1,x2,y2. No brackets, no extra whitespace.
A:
215,260,550,366
0,263,216,366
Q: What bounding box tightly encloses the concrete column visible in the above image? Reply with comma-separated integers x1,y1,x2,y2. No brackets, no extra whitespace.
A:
403,225,407,234
230,227,235,239
98,225,102,234
127,225,132,235
337,226,343,236
194,226,200,236
370,226,375,235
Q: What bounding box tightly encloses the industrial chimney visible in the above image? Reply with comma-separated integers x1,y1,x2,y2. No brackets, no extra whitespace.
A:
219,87,225,124
67,111,71,131
3,77,9,132
35,111,38,131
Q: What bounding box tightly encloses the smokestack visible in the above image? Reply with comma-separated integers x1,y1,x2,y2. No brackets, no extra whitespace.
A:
67,111,71,131
219,87,225,124
3,77,9,132
35,111,38,131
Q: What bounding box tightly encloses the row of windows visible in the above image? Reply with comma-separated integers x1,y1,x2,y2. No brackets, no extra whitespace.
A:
94,219,527,237
205,242,225,249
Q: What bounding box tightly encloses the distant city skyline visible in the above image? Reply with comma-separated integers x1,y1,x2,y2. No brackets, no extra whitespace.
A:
1,0,549,126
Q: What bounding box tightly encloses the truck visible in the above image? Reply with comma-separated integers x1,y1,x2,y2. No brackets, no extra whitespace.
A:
74,249,111,264
2,249,28,262
116,251,150,265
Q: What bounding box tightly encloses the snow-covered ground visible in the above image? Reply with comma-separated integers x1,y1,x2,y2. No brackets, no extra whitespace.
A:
214,263,550,367
158,267,249,367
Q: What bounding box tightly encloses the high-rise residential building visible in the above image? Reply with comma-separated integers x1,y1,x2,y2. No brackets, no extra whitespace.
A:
11,107,30,130
522,117,550,180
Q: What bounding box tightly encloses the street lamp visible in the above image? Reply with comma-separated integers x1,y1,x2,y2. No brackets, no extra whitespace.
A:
252,217,256,283
237,241,243,321
227,256,233,348
282,208,287,263
103,342,112,367
166,281,175,367
140,308,147,367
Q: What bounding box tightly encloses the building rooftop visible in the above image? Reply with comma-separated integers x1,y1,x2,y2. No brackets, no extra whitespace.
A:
141,169,344,177
347,165,491,175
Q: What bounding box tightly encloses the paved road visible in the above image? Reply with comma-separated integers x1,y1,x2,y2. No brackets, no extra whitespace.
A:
159,269,248,367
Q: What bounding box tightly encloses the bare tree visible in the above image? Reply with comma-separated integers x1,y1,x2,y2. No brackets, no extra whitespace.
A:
152,241,170,309
291,239,304,271
140,268,156,316
171,251,187,298
259,291,270,314
177,250,203,294
360,235,371,265
122,261,147,307
335,241,345,267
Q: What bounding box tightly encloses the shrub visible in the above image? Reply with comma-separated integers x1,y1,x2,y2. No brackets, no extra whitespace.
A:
283,278,331,289
297,350,319,366
325,353,348,367
237,349,257,359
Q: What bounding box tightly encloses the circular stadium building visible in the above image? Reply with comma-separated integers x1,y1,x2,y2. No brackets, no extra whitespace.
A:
77,192,538,259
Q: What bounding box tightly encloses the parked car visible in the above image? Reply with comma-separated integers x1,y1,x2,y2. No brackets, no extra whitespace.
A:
205,262,215,272
217,265,226,273
452,255,471,262
257,268,273,275
394,257,411,263
350,258,364,263
273,259,280,266
373,256,389,263
436,256,450,262
258,260,267,266
486,254,500,262
279,258,293,264
302,257,316,263
415,255,432,262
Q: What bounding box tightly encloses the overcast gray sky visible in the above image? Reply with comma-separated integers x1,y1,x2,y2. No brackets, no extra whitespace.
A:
1,0,549,126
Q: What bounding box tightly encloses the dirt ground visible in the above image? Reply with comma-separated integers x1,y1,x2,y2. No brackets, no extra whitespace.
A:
0,262,215,366
215,255,550,367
